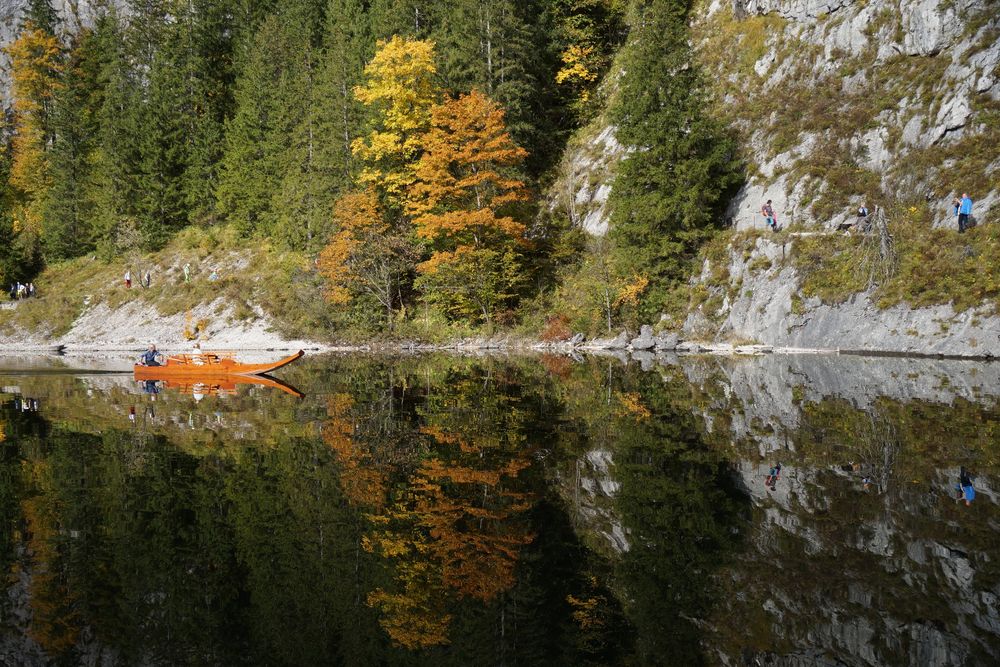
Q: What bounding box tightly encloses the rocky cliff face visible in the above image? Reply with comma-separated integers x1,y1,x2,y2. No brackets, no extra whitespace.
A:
550,0,999,352
683,234,1000,355
708,0,1000,232
553,0,999,237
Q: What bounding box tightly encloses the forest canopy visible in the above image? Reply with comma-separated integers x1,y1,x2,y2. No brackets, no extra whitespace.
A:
0,0,737,332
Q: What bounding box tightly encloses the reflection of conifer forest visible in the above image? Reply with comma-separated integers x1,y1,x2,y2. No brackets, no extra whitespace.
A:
1,355,999,664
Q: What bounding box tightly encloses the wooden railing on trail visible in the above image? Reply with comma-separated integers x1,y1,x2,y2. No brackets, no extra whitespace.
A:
856,206,898,289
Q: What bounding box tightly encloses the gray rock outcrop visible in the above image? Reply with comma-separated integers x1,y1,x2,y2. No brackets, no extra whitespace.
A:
630,324,656,350
684,236,1000,357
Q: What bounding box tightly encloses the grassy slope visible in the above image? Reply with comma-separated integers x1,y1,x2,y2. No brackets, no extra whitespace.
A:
0,227,333,342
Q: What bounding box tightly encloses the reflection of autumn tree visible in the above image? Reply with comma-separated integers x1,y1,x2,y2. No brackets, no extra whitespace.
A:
365,369,538,649
20,460,80,655
322,368,428,512
323,393,389,510
413,427,534,601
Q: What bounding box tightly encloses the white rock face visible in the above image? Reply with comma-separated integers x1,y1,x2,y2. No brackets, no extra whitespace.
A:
725,0,999,231
683,236,1000,356
552,0,999,237
549,123,626,237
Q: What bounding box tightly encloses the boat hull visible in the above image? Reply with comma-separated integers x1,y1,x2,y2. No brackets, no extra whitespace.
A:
134,350,304,380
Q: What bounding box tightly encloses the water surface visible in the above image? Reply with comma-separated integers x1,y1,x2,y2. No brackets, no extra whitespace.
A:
0,353,997,665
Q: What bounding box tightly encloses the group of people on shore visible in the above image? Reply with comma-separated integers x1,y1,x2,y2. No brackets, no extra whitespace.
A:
7,282,36,300
759,192,974,232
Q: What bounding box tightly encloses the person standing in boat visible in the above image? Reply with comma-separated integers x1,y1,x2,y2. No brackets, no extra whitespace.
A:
139,344,163,366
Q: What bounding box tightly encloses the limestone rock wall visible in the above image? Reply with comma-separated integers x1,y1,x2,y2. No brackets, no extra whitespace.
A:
709,0,999,231
549,0,999,237
683,235,1000,355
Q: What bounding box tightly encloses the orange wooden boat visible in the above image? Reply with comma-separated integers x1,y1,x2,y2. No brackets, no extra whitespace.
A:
134,350,304,380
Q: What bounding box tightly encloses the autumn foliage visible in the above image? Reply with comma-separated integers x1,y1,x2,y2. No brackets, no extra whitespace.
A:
5,22,62,234
317,190,417,327
351,36,438,200
364,410,536,649
406,90,530,323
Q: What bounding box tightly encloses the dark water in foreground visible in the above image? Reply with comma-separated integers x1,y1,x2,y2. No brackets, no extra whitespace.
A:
0,353,998,666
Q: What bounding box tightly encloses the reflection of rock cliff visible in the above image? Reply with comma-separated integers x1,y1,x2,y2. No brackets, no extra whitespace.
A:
710,464,1000,666
561,354,999,664
678,353,1000,454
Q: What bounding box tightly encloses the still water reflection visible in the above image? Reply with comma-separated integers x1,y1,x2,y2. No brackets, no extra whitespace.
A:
0,353,997,665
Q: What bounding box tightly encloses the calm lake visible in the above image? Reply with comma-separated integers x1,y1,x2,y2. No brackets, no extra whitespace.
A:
0,352,997,666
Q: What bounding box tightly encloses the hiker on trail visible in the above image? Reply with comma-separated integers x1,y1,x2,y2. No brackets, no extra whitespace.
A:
955,193,973,233
139,344,163,367
956,467,975,506
209,269,218,281
17,283,26,299
765,462,782,490
857,204,869,218
761,200,778,232
28,282,36,298
183,263,190,283
124,269,132,289
144,270,151,288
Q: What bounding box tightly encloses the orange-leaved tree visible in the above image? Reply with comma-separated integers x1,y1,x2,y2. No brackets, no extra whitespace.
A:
405,90,530,324
351,36,439,202
317,190,418,329
5,22,62,235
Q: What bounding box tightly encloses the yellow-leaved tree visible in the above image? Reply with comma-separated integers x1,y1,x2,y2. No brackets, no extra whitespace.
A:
405,90,530,324
351,36,439,201
5,22,62,235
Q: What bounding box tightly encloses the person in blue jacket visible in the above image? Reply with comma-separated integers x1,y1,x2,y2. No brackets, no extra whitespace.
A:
139,344,163,367
955,466,975,506
954,193,973,233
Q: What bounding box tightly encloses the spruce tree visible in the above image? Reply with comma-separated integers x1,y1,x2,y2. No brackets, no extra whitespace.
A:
272,0,371,250
43,28,106,259
608,0,742,312
22,0,59,34
92,10,146,255
217,1,326,239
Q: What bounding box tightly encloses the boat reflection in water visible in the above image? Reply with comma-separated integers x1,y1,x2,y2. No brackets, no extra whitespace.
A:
139,373,305,399
134,349,306,399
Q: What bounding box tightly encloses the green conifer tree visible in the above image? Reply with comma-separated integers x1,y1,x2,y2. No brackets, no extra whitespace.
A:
271,0,371,249
43,27,106,259
217,1,328,241
607,0,742,313
22,0,59,34
92,10,146,255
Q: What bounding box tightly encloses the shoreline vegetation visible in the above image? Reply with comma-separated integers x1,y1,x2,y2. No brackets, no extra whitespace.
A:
0,3,995,363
